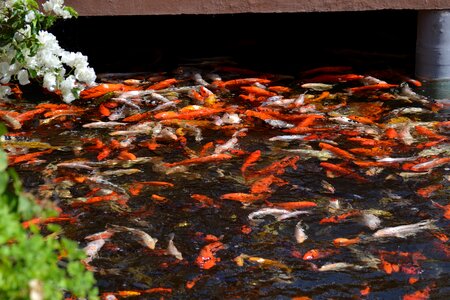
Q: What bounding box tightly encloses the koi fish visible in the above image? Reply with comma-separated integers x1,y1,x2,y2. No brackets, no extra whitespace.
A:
250,175,288,194
241,150,261,174
110,225,158,249
234,253,292,274
319,142,356,160
303,248,339,260
271,201,318,210
372,220,436,238
195,241,224,269
220,193,267,204
333,237,361,247
167,233,183,260
295,221,308,244
164,153,233,168
191,194,219,208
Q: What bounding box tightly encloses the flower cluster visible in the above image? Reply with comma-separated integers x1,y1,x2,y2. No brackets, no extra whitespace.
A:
0,0,96,102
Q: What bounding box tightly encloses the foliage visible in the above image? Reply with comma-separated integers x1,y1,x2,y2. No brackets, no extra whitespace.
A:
0,0,96,102
0,124,99,299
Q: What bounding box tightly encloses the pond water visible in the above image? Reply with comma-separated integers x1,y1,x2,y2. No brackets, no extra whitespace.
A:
2,62,449,299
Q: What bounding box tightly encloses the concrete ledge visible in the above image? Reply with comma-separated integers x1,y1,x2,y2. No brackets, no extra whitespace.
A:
63,0,450,16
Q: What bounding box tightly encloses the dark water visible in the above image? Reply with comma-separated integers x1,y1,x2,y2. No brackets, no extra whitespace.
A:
5,63,450,299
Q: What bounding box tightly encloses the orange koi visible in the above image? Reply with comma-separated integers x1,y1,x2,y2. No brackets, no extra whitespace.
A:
122,111,153,122
349,147,392,157
409,277,419,285
97,147,111,161
347,137,396,147
303,248,339,260
347,83,398,93
307,91,330,103
80,84,139,99
22,215,77,229
99,103,111,117
360,285,371,296
199,141,215,157
241,225,252,234
353,160,400,168
8,149,53,165
414,125,447,141
186,274,204,289
164,153,233,168
385,127,399,139
270,201,317,210
304,73,364,83
219,78,271,88
320,162,368,182
151,194,168,203
410,157,450,172
195,241,224,269
191,194,219,208
333,237,360,247
319,210,361,224
220,192,267,204
319,142,356,160
117,150,136,160
431,231,449,242
252,156,300,178
347,115,379,125
268,86,291,93
244,109,276,121
241,86,276,97
71,192,124,207
402,285,432,300
15,108,46,123
431,201,450,219
250,175,288,194
154,108,225,120
146,78,177,90
103,287,172,298
416,184,443,198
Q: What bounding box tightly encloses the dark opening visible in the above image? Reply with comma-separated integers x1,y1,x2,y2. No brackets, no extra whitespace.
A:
52,10,417,75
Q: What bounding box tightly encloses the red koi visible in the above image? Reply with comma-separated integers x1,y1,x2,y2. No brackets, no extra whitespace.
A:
410,157,450,172
98,103,111,117
347,137,396,147
117,150,136,160
349,147,392,157
122,111,153,122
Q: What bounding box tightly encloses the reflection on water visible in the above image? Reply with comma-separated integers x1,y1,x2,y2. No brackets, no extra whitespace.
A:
4,63,450,299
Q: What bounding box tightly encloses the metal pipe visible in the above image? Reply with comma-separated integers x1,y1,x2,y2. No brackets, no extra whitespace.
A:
416,10,450,80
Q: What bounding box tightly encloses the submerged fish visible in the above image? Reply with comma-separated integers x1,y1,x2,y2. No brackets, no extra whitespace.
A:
372,220,436,238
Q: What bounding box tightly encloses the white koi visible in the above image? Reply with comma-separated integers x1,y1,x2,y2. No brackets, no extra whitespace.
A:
372,220,436,238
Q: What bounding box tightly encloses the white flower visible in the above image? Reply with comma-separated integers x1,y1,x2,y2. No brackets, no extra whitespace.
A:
61,51,88,68
60,75,78,103
42,0,72,19
43,72,57,91
0,86,11,99
17,69,30,85
25,11,35,23
37,31,61,53
75,66,96,85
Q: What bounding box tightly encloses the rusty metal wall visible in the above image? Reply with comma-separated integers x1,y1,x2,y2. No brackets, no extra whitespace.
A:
63,0,450,16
